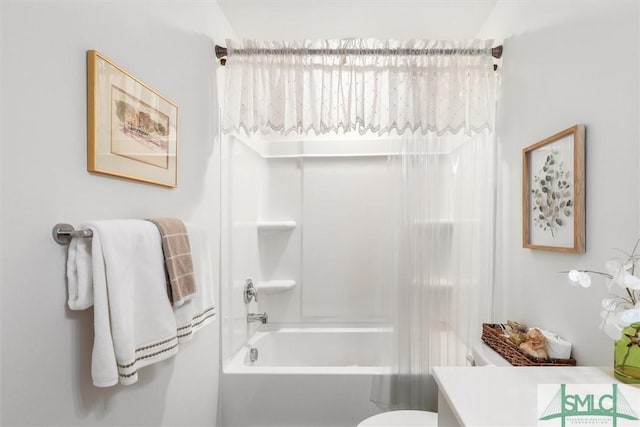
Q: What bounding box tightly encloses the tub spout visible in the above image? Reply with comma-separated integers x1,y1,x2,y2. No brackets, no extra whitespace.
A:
247,312,268,324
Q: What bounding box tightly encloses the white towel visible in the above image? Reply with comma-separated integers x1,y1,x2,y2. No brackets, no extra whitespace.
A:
66,237,93,310
68,220,179,387
173,223,216,343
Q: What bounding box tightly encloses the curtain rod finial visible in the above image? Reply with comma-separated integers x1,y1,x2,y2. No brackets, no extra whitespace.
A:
492,45,503,59
215,44,227,59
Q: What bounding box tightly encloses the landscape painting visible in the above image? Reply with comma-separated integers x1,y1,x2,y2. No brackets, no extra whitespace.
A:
87,50,178,188
111,86,170,169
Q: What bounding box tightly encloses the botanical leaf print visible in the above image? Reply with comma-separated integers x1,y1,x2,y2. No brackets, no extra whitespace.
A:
531,150,572,237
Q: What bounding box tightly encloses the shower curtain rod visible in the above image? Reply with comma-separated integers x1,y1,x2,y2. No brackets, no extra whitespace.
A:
214,44,503,66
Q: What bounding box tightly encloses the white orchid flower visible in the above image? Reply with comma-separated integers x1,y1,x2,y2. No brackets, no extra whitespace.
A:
566,270,593,287
602,298,618,310
568,270,581,284
624,273,640,290
609,258,629,289
603,319,624,340
624,259,635,273
605,259,622,289
618,308,640,326
577,272,592,288
617,302,640,326
565,240,640,341
600,310,611,328
600,299,620,328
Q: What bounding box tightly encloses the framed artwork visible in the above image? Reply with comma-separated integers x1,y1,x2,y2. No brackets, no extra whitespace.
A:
523,124,585,253
87,50,178,188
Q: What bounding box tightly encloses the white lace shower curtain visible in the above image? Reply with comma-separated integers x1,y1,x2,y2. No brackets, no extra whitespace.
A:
221,39,500,411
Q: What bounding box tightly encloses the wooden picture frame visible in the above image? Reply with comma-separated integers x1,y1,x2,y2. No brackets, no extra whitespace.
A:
523,125,585,253
87,50,178,188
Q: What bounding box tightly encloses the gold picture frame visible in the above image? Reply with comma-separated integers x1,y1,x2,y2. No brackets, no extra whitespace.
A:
87,50,178,188
523,124,585,253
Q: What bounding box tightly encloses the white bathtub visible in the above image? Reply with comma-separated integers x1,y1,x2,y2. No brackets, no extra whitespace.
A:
224,325,391,375
221,324,390,427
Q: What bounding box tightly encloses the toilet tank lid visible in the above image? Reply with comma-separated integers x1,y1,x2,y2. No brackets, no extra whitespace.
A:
472,341,511,366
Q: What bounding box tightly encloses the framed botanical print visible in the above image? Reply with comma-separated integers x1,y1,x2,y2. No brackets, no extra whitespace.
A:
523,125,585,253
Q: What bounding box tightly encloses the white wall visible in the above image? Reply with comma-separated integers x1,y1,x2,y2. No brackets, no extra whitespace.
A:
216,0,496,40
1,1,235,425
483,1,640,365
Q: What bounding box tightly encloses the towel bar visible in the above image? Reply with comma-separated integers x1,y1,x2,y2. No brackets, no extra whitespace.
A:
52,223,93,245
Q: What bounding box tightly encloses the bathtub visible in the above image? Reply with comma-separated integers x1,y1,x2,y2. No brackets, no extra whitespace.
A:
224,324,391,374
221,324,390,427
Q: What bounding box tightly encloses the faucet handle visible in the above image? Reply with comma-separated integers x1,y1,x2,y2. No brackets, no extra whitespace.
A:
244,278,258,304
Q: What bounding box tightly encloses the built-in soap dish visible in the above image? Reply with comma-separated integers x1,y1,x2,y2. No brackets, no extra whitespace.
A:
254,280,296,294
256,221,297,233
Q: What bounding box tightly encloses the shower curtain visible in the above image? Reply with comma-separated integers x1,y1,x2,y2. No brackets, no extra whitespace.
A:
372,130,497,411
221,38,501,410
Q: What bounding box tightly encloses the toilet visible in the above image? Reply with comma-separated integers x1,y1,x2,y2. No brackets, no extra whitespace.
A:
357,341,508,426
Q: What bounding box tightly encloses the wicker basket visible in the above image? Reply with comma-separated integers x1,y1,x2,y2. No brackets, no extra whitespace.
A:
481,323,577,367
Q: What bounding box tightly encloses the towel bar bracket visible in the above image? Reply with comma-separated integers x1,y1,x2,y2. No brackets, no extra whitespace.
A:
52,223,93,245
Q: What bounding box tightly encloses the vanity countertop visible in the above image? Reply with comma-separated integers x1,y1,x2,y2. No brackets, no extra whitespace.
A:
432,366,625,426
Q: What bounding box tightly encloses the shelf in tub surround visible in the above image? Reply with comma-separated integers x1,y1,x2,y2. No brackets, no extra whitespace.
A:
256,220,297,233
254,280,297,294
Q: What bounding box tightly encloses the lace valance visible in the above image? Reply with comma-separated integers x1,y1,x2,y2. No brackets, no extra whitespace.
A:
222,39,499,136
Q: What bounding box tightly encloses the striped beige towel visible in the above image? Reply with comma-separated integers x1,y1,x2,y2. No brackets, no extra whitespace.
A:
148,218,197,306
